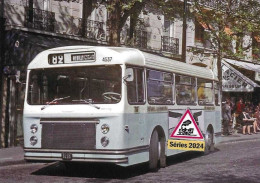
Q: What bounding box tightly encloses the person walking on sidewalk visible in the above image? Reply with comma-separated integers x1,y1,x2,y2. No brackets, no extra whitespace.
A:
236,98,246,134
222,98,232,135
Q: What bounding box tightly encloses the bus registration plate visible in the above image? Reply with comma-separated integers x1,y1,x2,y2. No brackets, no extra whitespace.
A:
62,152,72,160
168,139,205,152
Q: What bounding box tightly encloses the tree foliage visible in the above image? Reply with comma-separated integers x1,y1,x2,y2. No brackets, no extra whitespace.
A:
190,0,260,89
99,0,184,46
103,0,145,46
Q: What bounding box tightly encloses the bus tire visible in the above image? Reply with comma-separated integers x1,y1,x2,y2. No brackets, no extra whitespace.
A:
149,130,159,171
159,134,166,168
204,126,214,154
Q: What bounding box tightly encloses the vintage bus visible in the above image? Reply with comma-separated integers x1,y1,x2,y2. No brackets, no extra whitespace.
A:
23,46,221,170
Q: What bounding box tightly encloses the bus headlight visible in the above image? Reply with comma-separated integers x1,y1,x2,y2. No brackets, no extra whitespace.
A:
101,124,110,134
101,136,109,147
30,124,38,134
30,136,38,146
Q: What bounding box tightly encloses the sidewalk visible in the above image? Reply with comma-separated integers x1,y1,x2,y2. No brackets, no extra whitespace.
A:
219,131,260,144
0,133,259,167
0,146,25,167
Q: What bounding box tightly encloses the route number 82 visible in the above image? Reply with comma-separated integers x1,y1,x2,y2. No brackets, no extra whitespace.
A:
49,54,64,65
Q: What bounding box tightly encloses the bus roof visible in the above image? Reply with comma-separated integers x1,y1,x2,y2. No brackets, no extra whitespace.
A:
28,46,217,81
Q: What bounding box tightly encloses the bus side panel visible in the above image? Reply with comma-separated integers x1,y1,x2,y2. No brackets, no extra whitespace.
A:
214,108,222,144
204,110,215,131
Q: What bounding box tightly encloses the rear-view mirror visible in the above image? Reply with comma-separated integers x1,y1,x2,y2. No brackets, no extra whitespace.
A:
124,68,134,82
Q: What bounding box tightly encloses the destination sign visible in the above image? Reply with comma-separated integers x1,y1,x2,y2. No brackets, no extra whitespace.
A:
48,51,96,65
71,52,95,62
48,54,65,65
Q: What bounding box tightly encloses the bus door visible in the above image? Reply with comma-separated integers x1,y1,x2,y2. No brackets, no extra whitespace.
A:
126,67,146,145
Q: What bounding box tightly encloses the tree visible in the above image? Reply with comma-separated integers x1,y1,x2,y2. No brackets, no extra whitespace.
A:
103,0,145,46
81,0,94,37
57,0,184,47
101,0,184,46
190,0,260,94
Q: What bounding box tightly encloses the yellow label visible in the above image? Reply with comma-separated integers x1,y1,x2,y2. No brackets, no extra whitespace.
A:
168,139,205,152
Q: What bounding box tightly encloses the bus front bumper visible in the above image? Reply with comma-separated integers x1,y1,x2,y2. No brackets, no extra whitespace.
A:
24,145,149,164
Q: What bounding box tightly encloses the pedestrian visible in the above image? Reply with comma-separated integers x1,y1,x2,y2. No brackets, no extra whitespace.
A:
236,98,246,134
242,108,254,135
253,106,260,132
222,98,232,135
230,97,236,133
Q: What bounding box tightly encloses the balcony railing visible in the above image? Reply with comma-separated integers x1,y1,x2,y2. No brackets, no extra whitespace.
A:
79,19,107,41
161,36,179,55
24,7,55,32
136,30,147,49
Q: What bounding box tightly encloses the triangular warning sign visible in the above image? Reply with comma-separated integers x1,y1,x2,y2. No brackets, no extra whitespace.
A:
170,109,204,140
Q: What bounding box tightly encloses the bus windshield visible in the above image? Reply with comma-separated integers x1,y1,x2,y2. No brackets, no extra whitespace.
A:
27,65,122,105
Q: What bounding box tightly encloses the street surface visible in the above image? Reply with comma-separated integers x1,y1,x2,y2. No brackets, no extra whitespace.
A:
0,139,260,183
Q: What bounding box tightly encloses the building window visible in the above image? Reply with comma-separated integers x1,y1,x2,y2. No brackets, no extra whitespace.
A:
195,19,205,43
163,19,171,37
24,6,55,32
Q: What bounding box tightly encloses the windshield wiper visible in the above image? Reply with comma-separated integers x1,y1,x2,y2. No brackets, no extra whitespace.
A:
72,99,100,109
41,96,70,110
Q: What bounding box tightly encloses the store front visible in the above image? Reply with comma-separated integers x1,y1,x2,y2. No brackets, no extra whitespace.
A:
222,60,260,105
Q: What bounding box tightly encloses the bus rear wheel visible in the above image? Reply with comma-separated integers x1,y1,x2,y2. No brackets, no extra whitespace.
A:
204,127,214,154
149,130,160,171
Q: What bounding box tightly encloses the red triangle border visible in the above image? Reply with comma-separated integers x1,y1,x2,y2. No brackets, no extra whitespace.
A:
170,109,204,139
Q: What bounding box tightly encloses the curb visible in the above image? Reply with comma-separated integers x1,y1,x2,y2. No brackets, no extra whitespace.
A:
219,133,260,144
0,160,26,167
0,146,24,167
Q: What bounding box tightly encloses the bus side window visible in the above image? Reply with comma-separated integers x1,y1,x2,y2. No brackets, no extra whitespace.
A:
127,67,144,104
175,75,196,105
147,70,173,104
197,79,213,105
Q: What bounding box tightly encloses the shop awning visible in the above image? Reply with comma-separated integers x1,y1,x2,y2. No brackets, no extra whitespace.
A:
224,58,260,73
222,61,260,92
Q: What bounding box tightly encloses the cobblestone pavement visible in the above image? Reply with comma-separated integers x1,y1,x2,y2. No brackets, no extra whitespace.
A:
0,138,260,183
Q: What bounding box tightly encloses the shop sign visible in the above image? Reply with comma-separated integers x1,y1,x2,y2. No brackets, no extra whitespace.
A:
222,64,254,92
255,72,260,82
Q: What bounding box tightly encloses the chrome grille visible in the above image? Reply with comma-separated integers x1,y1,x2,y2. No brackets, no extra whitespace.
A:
41,120,96,150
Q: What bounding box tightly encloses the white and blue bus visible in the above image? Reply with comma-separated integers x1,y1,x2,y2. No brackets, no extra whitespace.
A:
23,46,221,170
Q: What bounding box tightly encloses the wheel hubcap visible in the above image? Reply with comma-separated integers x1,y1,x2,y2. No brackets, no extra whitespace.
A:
158,140,161,161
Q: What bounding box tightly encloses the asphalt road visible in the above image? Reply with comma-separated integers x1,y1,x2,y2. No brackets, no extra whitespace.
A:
0,139,260,183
